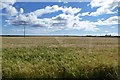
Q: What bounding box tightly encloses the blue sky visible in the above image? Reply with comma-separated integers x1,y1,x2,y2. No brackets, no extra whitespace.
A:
1,0,119,36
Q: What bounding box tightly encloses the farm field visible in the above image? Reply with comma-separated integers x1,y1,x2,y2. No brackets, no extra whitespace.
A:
2,36,119,79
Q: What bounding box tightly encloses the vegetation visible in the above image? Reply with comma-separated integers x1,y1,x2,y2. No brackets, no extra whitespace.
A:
2,37,119,79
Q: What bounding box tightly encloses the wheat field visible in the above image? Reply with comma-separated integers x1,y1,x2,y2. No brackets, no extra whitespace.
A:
2,37,119,79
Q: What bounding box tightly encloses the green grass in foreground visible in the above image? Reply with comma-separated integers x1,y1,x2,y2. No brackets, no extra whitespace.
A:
2,37,119,79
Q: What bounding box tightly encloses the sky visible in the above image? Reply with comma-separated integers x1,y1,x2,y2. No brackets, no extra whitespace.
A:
1,0,119,36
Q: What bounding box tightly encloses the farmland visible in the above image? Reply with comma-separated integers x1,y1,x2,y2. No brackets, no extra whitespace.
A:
2,36,119,79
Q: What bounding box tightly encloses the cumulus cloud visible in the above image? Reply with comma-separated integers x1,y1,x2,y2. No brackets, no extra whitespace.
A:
71,21,99,31
6,4,118,32
5,5,18,16
6,11,99,32
2,1,118,35
95,16,119,25
32,5,60,17
80,12,90,16
51,13,99,31
52,16,67,27
6,5,83,30
0,0,18,16
89,0,119,16
31,5,81,17
62,7,81,15
0,2,8,10
20,8,24,14
0,0,16,10
7,13,40,26
103,16,119,24
6,3,119,32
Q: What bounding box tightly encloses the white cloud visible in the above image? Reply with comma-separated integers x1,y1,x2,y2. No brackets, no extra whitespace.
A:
103,16,119,24
81,12,90,16
7,11,99,32
31,5,81,17
6,5,85,31
6,5,18,16
7,13,39,26
32,5,60,17
2,1,118,34
95,16,119,25
6,3,118,33
71,21,99,31
51,13,99,31
5,3,118,33
89,0,103,8
89,0,119,16
20,8,24,14
0,0,18,17
58,0,61,2
0,0,16,10
0,2,8,10
62,7,81,15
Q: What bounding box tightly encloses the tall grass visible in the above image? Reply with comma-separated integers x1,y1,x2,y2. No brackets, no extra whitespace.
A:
2,37,118,79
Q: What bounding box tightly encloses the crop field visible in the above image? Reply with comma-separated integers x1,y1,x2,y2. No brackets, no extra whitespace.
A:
2,36,119,79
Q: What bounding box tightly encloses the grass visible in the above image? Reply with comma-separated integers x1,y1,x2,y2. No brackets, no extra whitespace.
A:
2,37,119,79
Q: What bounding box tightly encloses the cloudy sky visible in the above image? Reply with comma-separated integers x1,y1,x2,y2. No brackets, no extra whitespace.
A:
1,0,119,36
